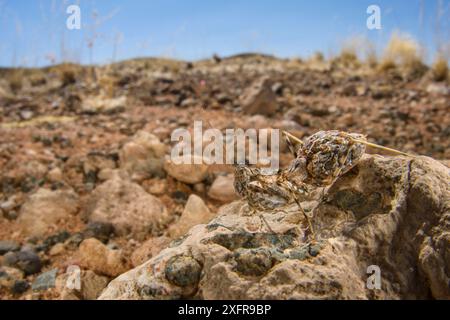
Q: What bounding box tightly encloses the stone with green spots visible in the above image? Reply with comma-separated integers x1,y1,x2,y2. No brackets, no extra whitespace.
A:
165,255,202,287
233,248,273,276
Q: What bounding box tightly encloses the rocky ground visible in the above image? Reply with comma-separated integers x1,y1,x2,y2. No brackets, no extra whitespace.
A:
0,54,449,300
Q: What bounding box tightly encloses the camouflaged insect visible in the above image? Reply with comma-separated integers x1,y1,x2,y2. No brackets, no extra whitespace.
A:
291,130,367,187
233,130,369,238
234,164,310,212
234,163,314,236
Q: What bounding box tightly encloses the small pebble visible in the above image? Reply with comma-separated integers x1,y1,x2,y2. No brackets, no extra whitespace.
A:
3,250,42,275
11,280,30,294
0,240,21,255
32,269,58,291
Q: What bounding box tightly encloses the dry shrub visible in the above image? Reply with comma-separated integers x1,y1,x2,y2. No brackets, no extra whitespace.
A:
431,56,449,82
305,52,328,71
51,63,81,87
98,70,119,98
309,52,324,63
29,72,47,87
333,38,361,69
378,58,397,73
60,69,76,87
334,49,360,69
378,32,427,78
333,36,383,70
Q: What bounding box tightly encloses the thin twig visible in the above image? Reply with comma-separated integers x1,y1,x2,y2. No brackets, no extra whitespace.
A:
282,130,304,145
349,137,415,157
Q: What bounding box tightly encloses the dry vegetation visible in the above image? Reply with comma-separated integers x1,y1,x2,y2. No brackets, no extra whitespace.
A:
378,32,428,78
431,56,449,82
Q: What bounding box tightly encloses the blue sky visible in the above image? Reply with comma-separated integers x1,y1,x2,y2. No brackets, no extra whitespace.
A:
0,0,448,67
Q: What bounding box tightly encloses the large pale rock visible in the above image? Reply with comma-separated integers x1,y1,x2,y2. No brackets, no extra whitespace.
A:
208,175,238,203
99,155,449,300
84,177,170,239
18,188,79,237
164,156,209,184
240,77,278,115
119,131,166,181
168,195,215,239
77,238,129,277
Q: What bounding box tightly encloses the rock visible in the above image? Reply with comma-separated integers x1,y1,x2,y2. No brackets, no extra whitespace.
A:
164,156,209,184
82,152,117,181
82,221,114,243
233,248,273,276
20,244,37,253
17,188,79,237
32,269,58,291
119,131,166,181
65,233,85,249
37,231,71,252
308,104,330,117
426,83,449,96
0,196,18,214
171,190,189,204
0,240,21,255
167,194,215,239
440,160,450,168
271,82,284,95
58,270,109,300
216,93,231,104
240,77,278,115
81,96,126,115
144,179,167,196
84,177,170,239
245,115,270,129
131,236,171,267
371,86,393,99
77,238,129,277
43,231,71,248
207,175,238,203
3,250,42,275
47,167,63,182
0,267,24,289
11,280,30,294
99,155,450,300
49,243,65,256
340,83,357,96
23,160,49,181
165,255,202,287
